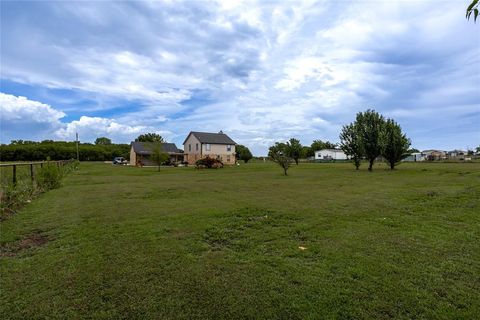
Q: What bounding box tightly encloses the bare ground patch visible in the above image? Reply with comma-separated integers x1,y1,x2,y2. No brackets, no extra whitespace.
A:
0,231,52,258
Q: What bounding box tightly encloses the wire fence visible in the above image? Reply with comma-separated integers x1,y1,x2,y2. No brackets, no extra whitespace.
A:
0,160,75,189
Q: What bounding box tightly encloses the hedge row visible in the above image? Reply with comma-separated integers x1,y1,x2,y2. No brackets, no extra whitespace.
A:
0,142,130,161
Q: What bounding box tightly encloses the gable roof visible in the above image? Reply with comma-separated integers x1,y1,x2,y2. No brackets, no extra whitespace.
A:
183,131,236,145
131,142,182,155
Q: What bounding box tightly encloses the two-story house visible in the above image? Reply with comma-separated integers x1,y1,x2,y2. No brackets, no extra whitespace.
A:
183,131,237,165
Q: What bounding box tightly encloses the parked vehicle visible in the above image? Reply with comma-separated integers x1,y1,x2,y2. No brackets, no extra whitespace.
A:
113,157,127,165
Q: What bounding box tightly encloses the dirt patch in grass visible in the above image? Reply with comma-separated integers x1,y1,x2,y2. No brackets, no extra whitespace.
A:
0,231,52,258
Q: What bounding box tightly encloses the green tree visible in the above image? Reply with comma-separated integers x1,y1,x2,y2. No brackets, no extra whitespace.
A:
268,142,287,158
269,147,292,176
339,123,363,170
407,148,420,154
476,146,480,153
149,143,169,171
301,146,311,158
309,140,337,156
324,141,337,149
467,0,479,22
285,138,303,165
236,145,253,163
310,140,326,154
355,109,386,171
95,137,112,145
135,133,164,142
381,119,411,170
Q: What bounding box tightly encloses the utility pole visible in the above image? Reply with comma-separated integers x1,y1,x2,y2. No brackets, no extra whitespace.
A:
76,132,80,161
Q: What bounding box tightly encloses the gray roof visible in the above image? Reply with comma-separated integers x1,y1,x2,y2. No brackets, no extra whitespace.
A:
183,131,236,145
131,142,182,155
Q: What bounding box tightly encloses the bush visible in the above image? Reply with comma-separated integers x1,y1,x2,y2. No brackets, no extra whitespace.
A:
37,162,63,190
0,181,36,220
196,156,224,169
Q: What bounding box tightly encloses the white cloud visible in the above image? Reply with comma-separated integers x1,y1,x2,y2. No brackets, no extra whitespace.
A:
55,116,169,143
0,93,65,124
0,93,65,142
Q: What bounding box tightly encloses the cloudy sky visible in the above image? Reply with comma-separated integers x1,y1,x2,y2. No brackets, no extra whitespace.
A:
1,0,479,154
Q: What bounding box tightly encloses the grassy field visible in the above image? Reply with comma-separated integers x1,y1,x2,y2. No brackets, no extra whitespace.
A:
1,161,479,319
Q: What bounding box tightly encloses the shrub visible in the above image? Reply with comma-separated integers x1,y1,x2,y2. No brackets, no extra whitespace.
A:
37,162,63,190
196,156,224,169
0,181,36,220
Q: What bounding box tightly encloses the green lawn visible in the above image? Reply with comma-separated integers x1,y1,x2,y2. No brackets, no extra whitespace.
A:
1,162,479,319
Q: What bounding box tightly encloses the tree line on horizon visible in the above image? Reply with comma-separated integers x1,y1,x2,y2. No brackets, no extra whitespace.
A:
0,139,130,162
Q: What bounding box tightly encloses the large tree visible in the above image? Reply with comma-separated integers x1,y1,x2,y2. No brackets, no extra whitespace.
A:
285,138,303,165
355,109,385,171
381,119,411,170
135,133,164,143
95,137,112,145
149,143,169,171
339,123,363,170
467,0,479,22
236,145,253,163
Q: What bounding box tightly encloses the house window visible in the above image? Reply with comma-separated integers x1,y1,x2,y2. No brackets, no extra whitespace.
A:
189,144,191,152
227,155,231,162
227,144,231,151
196,143,199,151
206,143,211,151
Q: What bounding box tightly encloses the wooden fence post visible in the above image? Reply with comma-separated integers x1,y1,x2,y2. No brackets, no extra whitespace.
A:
13,165,17,185
30,164,34,182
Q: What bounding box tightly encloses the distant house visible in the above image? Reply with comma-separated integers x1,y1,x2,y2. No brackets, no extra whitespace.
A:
314,149,348,161
447,150,467,160
130,142,183,166
183,131,237,165
421,150,446,161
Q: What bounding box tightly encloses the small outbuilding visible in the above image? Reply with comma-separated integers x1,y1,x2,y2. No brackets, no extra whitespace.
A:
314,149,348,161
130,142,183,166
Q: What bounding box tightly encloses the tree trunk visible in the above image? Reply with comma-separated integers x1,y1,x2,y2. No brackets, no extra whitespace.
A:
390,162,395,170
157,165,161,172
295,158,299,165
283,167,288,176
368,159,374,171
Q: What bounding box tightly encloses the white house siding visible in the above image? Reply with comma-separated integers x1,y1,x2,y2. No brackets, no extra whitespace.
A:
315,149,348,160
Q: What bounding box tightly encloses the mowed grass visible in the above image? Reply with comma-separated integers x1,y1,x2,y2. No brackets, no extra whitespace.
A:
1,161,479,319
